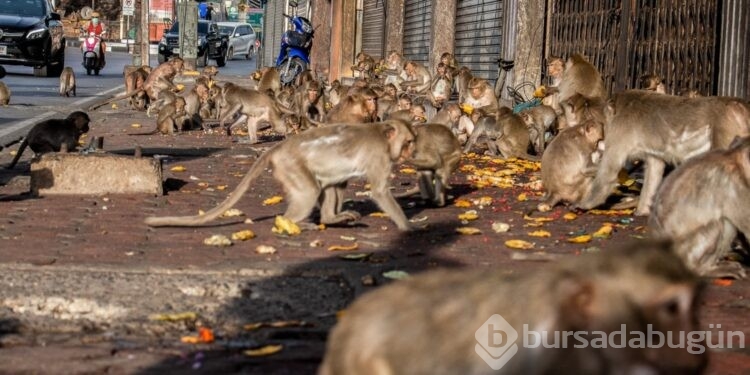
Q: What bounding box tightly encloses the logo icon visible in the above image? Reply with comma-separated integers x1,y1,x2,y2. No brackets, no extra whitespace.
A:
475,314,519,370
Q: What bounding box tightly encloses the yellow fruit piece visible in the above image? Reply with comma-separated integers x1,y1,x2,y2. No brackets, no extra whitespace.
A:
328,243,359,252
111,103,118,109
216,185,228,191
533,85,547,98
454,199,472,208
400,168,417,174
271,215,301,236
517,193,528,202
131,123,141,128
505,239,535,249
592,225,614,238
262,195,284,205
231,230,256,241
458,211,479,221
475,196,493,206
244,345,283,357
459,103,474,115
170,165,187,172
369,212,389,218
456,227,482,235
528,230,551,237
203,234,232,247
563,212,578,220
523,215,554,222
621,179,636,187
567,235,592,243
181,336,201,344
221,208,244,217
182,70,200,76
175,83,185,91
150,312,197,321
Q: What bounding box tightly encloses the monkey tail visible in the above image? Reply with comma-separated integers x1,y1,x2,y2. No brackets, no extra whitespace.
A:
6,139,28,169
144,151,273,227
89,89,144,111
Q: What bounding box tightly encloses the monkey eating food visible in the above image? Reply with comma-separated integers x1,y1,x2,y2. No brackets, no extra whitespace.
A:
7,111,91,169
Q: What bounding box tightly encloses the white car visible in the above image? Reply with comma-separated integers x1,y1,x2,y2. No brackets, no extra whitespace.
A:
218,21,257,60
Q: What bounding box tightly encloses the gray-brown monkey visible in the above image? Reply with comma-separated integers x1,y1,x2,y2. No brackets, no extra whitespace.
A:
92,57,184,110
463,107,536,160
640,74,666,94
325,89,377,124
319,239,706,375
251,66,281,97
123,65,151,109
59,67,76,97
7,111,91,169
538,119,605,212
428,103,462,130
557,53,607,105
578,90,750,216
0,81,10,105
145,121,417,231
217,82,295,143
396,123,461,207
132,97,188,135
649,137,750,279
520,104,557,154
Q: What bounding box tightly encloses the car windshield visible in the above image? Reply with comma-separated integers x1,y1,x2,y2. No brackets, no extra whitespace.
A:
168,22,210,35
0,0,46,17
219,26,234,35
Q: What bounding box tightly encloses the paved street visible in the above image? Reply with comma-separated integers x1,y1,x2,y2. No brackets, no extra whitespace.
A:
0,71,748,374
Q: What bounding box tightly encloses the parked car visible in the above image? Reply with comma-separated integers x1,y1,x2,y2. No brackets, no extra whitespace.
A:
217,21,257,60
0,0,65,77
158,20,229,67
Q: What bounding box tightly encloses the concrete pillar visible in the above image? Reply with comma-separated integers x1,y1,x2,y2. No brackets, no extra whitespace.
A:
384,0,404,54
329,0,356,81
310,0,332,78
511,0,545,100
429,0,456,71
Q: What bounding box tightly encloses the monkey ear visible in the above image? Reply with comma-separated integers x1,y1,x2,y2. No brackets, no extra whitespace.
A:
557,275,596,330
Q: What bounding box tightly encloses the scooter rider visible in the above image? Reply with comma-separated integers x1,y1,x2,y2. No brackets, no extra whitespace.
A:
83,12,106,67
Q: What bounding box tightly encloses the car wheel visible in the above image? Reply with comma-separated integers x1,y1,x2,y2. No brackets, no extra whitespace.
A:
197,52,208,68
216,51,226,67
245,46,253,60
227,47,234,61
157,53,166,64
279,57,306,85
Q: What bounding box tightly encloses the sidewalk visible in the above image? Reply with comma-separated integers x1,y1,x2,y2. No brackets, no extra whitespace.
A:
0,74,748,374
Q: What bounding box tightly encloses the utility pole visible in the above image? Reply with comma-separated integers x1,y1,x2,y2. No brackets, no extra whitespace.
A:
178,0,198,70
140,0,150,66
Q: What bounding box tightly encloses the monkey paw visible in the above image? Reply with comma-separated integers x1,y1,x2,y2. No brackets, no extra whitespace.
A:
322,210,362,225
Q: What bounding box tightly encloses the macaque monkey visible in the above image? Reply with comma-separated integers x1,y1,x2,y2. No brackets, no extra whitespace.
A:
463,107,535,160
320,239,706,375
396,124,461,207
559,93,606,129
325,89,377,124
218,83,295,144
201,65,219,81
650,137,750,279
292,79,326,128
681,89,702,98
145,121,417,231
520,104,557,154
454,66,473,103
123,65,151,109
541,56,565,116
428,103,462,130
182,82,211,130
252,67,281,97
92,57,184,111
439,52,458,77
352,52,376,79
538,119,605,212
58,67,76,97
640,74,666,94
578,90,750,216
0,81,10,105
461,77,499,118
401,61,431,95
145,88,178,118
132,97,188,135
382,50,405,89
388,103,426,125
7,111,91,169
557,54,607,104
428,63,453,108
276,85,296,110
325,80,345,108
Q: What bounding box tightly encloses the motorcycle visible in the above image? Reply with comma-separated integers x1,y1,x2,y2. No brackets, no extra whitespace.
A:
81,31,105,76
276,14,313,86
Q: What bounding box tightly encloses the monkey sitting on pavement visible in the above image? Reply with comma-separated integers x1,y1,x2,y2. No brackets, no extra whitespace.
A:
7,111,91,169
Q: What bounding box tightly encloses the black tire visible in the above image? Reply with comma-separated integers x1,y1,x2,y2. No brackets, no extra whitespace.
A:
86,68,92,76
94,69,100,76
245,46,253,60
197,52,208,68
279,57,306,85
47,45,65,77
216,52,226,67
157,53,166,64
227,47,234,61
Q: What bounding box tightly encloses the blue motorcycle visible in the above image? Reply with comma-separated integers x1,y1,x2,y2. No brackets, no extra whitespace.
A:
276,14,313,85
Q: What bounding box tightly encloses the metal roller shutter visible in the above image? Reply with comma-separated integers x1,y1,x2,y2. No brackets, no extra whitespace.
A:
455,0,503,83
362,0,386,59
403,0,431,66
